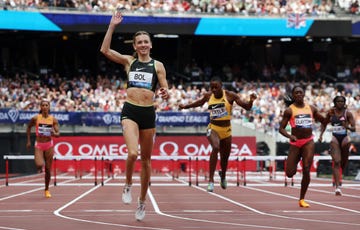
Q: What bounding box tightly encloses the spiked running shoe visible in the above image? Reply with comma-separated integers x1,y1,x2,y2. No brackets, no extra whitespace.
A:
220,179,227,189
299,199,310,208
218,171,227,189
135,198,146,221
335,188,342,196
45,190,52,198
207,182,214,192
122,184,132,204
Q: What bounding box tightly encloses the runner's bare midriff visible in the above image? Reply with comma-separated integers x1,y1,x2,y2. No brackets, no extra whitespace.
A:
210,120,231,127
292,128,313,139
126,88,155,106
36,136,52,143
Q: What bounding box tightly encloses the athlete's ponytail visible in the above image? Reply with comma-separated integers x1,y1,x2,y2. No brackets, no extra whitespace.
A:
283,94,294,107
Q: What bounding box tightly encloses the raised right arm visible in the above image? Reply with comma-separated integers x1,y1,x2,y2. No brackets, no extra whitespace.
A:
100,10,133,68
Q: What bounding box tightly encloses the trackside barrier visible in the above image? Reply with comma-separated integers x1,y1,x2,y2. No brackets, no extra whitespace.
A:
195,157,199,186
188,157,191,186
3,155,360,187
53,158,57,186
236,157,240,186
5,156,8,186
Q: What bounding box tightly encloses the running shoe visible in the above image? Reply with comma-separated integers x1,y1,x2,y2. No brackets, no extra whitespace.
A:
218,171,227,190
298,199,310,208
207,182,214,192
45,190,52,198
335,188,342,196
122,184,132,204
135,198,146,221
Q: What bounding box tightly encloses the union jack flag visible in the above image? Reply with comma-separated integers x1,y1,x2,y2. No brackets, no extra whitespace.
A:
287,13,306,29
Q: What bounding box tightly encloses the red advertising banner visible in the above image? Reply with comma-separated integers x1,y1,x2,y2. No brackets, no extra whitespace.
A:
53,136,257,173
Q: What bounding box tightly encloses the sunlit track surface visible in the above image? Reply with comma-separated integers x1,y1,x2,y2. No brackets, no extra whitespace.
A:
0,172,359,230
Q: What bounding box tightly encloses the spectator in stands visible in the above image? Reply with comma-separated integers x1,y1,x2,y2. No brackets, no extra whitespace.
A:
103,100,110,112
319,95,356,196
279,85,326,208
178,76,257,192
100,9,169,221
190,60,204,81
26,99,60,198
350,0,359,14
353,63,360,79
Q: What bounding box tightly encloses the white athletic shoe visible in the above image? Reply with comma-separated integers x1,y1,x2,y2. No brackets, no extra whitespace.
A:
135,198,146,221
207,182,214,192
335,188,342,196
122,184,132,204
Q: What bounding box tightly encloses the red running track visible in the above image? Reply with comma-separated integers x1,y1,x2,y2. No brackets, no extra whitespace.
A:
0,172,360,230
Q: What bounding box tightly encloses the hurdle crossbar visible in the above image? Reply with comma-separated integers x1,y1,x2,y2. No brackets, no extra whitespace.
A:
3,155,360,187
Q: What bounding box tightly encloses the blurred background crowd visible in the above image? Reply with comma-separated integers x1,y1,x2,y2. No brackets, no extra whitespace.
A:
1,0,359,16
1,69,360,136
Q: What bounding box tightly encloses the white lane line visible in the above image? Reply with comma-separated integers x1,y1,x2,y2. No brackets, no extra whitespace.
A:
182,210,233,213
0,210,32,212
281,210,333,213
237,185,360,225
245,185,360,214
0,187,45,201
172,176,360,227
83,210,133,213
53,177,172,230
148,180,301,230
0,177,80,201
82,209,233,213
307,187,360,198
0,227,27,230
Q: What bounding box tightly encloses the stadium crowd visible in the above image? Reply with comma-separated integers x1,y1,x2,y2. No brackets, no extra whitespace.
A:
1,0,359,16
1,62,360,136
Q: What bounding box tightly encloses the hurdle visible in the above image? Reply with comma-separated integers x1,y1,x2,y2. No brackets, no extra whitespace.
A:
3,154,360,187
